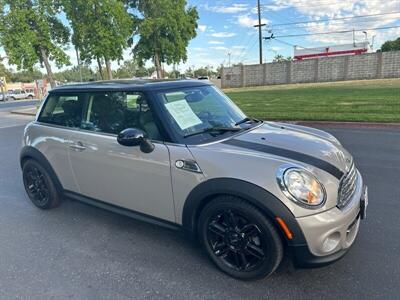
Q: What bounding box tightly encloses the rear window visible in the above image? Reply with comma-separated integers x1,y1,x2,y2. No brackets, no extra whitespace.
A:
38,94,83,128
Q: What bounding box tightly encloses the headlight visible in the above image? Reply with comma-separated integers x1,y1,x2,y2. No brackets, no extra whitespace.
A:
277,167,326,208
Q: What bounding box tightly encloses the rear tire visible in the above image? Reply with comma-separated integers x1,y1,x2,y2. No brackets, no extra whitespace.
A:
27,95,34,99
198,195,283,280
22,159,61,209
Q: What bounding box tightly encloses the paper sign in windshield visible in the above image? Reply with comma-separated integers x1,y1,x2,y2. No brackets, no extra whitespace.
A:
165,100,202,130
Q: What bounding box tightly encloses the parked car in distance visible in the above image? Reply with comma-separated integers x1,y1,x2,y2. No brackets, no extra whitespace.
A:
20,79,368,280
197,76,209,80
7,89,35,101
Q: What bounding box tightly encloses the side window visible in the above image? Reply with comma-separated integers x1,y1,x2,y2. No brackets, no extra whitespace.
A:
38,94,83,128
81,92,163,141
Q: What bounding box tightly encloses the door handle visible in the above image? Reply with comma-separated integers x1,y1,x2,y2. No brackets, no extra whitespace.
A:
69,142,86,151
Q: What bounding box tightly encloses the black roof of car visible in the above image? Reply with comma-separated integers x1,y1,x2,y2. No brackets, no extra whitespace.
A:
50,79,212,94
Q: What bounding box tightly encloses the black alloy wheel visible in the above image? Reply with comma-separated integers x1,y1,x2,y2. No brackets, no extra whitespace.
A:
207,209,266,272
22,159,61,209
198,196,283,280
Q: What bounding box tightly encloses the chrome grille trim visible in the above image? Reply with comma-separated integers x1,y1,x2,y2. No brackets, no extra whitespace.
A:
337,163,357,209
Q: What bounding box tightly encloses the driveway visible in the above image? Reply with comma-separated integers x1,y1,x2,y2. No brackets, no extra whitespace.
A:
0,120,399,299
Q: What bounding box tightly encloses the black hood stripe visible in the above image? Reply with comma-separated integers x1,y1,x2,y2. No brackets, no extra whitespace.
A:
223,139,344,179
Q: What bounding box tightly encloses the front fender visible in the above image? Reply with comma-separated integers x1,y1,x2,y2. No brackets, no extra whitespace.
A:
182,178,307,246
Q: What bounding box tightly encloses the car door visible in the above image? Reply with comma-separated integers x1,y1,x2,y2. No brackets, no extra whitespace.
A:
35,93,84,192
68,91,175,222
14,89,23,100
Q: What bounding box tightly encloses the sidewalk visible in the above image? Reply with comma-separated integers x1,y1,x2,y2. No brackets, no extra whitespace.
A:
10,107,37,116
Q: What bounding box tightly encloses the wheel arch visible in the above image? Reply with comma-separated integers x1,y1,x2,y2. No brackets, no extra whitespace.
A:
182,178,307,246
20,146,64,193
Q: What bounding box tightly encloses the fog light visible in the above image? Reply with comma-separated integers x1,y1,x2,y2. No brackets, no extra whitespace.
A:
321,232,340,253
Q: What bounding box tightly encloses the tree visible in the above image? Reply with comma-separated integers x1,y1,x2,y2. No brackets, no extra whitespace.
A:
0,0,70,88
0,62,11,81
128,0,198,79
381,37,400,52
63,0,133,80
53,66,94,83
166,69,181,79
193,67,208,78
114,59,138,79
10,68,43,82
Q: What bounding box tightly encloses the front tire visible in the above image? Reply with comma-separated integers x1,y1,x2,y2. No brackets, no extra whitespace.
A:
198,196,283,280
22,159,61,209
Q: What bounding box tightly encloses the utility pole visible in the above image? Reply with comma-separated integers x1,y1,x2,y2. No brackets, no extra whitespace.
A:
228,52,231,68
254,0,266,64
352,28,356,47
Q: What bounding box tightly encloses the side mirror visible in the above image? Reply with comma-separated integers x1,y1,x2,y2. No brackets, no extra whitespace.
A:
117,128,155,153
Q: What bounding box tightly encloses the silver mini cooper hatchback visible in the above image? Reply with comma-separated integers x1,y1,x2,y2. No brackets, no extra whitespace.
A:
21,80,368,280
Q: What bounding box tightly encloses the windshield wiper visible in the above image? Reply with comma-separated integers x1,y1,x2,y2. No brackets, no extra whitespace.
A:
235,117,260,126
184,127,242,138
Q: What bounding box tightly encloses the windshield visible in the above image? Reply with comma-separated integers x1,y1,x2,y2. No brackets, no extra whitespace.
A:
156,85,257,142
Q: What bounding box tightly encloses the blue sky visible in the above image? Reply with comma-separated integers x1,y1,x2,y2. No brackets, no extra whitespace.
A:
183,0,400,71
1,0,400,73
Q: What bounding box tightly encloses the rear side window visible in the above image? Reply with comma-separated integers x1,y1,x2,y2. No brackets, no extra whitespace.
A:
38,94,83,128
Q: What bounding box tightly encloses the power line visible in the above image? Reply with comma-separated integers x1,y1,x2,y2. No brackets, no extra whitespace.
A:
239,37,259,63
262,0,384,9
271,16,400,31
273,25,400,38
273,38,301,47
269,11,400,27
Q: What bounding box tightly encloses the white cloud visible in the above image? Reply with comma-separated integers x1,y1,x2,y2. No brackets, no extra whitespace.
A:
198,25,207,32
204,3,249,14
270,0,400,48
237,14,269,28
210,32,236,38
210,46,229,51
208,40,224,45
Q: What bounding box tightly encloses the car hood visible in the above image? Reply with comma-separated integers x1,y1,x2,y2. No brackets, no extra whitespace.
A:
219,122,352,179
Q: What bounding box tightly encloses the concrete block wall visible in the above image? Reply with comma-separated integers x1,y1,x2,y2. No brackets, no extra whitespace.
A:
382,51,400,78
318,56,347,82
244,64,264,86
346,53,379,80
265,62,288,85
221,50,400,88
290,59,317,83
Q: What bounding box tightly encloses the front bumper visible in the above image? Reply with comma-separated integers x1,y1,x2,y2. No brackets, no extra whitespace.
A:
290,171,366,267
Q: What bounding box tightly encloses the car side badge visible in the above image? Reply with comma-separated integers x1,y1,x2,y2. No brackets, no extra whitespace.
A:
175,160,202,173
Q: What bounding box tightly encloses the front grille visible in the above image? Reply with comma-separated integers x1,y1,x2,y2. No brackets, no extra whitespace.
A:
337,163,358,209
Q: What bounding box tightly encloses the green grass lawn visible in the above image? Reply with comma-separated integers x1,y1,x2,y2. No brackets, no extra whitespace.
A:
225,79,400,123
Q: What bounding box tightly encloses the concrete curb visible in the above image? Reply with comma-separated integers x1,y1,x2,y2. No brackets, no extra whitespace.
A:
283,120,400,129
10,107,37,116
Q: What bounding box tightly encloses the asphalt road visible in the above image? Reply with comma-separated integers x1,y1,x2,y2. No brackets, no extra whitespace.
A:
0,99,39,110
0,119,399,299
